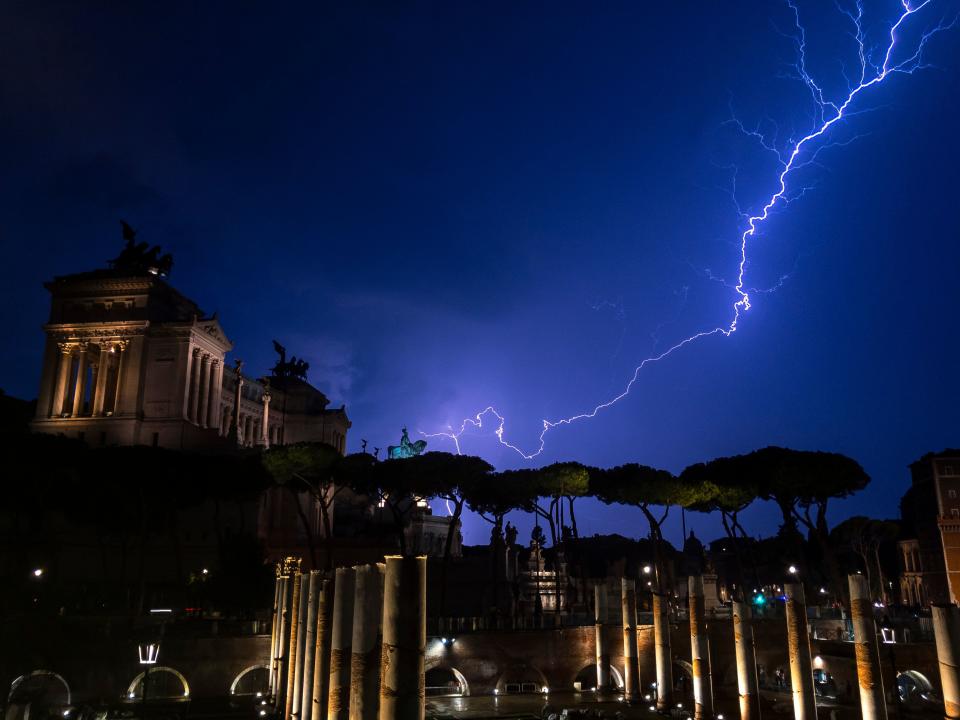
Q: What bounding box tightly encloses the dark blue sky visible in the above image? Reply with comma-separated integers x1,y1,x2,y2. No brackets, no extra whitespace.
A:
2,1,958,546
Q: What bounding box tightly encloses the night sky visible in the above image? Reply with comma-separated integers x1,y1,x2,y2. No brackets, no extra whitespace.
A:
2,1,959,547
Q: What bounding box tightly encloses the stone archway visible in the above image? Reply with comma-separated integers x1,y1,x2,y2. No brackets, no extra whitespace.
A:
7,670,71,706
572,664,625,692
424,666,469,697
897,670,934,706
126,666,190,700
230,664,270,696
495,664,550,695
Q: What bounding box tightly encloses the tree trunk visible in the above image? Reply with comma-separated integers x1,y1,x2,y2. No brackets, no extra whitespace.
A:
288,486,319,569
439,498,463,616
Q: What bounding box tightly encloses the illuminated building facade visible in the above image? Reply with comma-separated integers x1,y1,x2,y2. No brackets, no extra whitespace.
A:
898,451,960,605
30,250,349,453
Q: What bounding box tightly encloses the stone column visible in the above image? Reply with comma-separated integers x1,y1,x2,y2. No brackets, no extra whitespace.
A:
198,354,211,427
293,572,311,719
933,604,960,719
263,390,272,448
112,341,128,414
210,359,223,430
595,584,610,690
233,360,244,446
784,583,817,720
276,575,291,708
91,345,111,416
71,344,88,417
350,564,384,720
654,592,673,711
270,573,283,697
205,359,219,428
329,567,356,720
378,556,426,720
189,348,202,423
51,343,73,416
301,572,321,720
849,574,887,720
622,578,640,702
731,600,760,720
286,573,303,720
311,578,333,720
689,576,714,720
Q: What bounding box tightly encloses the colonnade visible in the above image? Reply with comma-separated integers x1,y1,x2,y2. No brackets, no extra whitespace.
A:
49,340,128,417
183,347,223,428
598,572,960,720
270,557,426,720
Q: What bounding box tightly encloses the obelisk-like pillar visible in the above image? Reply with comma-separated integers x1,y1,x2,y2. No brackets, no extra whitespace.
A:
301,571,321,718
784,583,817,720
933,604,960,720
350,564,385,720
595,585,610,690
654,592,673,711
689,576,714,720
286,573,303,720
622,578,640,701
731,600,760,720
849,574,887,720
311,577,334,720
328,567,356,720
378,556,426,720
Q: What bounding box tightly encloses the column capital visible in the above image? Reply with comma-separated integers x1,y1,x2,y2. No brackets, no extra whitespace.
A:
57,341,74,354
192,346,202,358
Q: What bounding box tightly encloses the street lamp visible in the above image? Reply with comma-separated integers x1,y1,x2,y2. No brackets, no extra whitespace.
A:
32,568,43,578
642,565,652,575
788,565,798,575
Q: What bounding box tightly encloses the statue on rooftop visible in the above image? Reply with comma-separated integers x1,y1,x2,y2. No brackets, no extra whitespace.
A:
109,221,174,277
387,427,427,459
270,340,309,380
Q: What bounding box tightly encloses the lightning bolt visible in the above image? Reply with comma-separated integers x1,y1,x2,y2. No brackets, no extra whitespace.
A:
425,0,956,461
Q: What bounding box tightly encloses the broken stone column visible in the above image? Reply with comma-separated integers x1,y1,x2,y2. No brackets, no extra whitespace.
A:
654,592,673,711
731,600,760,720
379,556,426,720
293,573,311,719
689,576,714,720
621,578,640,701
286,573,303,720
933,604,960,720
311,578,333,720
270,573,284,697
350,563,385,720
328,567,356,720
784,582,817,720
849,574,887,720
301,571,321,719
595,584,610,690
276,575,292,707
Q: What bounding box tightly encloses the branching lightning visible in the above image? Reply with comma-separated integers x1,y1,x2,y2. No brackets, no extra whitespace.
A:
424,0,956,461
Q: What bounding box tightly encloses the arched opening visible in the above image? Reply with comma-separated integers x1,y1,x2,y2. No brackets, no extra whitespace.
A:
495,665,549,695
673,660,693,701
7,670,71,710
573,664,625,692
126,667,190,701
230,665,270,696
424,667,469,697
897,670,934,705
